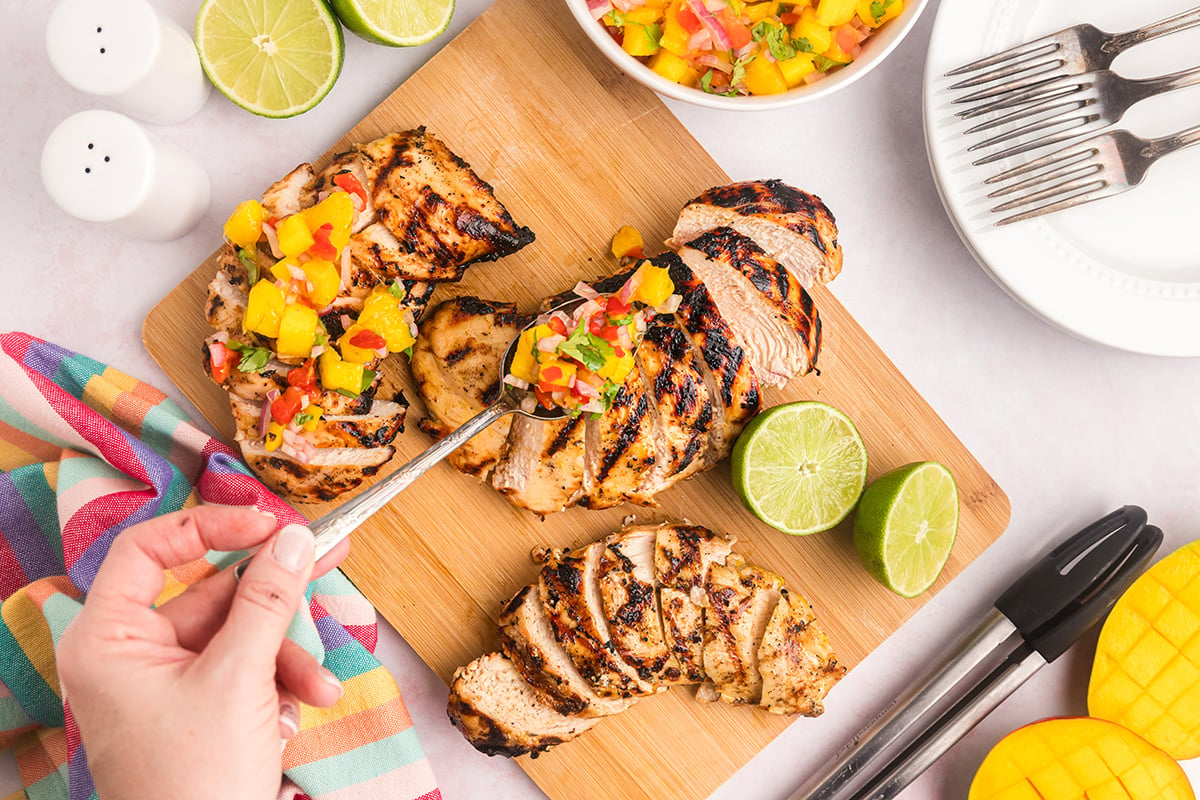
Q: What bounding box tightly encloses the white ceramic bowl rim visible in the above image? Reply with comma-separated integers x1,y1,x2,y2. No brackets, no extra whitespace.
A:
564,0,931,109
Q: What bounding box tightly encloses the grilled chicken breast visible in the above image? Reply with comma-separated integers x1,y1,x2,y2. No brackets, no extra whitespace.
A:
412,297,527,476
203,128,533,502
678,228,820,387
493,415,589,516
448,522,842,757
669,179,842,288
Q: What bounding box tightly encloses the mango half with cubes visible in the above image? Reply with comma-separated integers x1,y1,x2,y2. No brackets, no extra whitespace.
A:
1089,539,1200,759
968,717,1193,800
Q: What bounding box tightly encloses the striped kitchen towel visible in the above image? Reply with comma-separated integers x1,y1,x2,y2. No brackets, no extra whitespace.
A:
0,332,441,800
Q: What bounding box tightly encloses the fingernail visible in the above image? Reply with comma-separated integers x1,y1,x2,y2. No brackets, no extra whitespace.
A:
319,667,345,699
279,701,300,739
272,524,314,573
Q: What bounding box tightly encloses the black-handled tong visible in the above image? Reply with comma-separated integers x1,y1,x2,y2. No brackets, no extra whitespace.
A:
790,505,1163,800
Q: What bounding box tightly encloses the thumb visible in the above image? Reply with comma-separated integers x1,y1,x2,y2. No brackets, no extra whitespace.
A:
202,523,315,674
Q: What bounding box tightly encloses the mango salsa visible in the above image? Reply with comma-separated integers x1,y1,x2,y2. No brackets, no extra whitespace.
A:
223,199,264,250
275,214,314,258
243,280,286,338
275,304,320,359
319,349,366,395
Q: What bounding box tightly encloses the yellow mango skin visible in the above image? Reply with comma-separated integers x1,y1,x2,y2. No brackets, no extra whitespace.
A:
1090,539,1200,759
969,717,1194,800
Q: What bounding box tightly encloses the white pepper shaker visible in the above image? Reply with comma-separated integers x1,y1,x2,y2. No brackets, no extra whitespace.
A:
41,110,211,241
45,0,211,125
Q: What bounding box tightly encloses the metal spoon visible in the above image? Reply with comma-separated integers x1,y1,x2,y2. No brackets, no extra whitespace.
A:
236,297,579,575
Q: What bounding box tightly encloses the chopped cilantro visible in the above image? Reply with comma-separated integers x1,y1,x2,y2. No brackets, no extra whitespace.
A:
754,22,797,61
792,36,814,53
559,321,615,372
701,57,751,97
814,54,848,72
642,22,662,48
388,280,406,300
236,247,259,285
225,341,271,373
604,9,627,26
361,369,377,394
294,412,314,427
402,344,414,358
335,388,359,398
869,0,895,22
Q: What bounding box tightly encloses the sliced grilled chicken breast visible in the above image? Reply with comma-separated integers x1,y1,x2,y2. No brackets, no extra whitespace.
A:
228,395,405,450
758,588,846,716
598,527,677,684
659,586,705,684
701,555,784,705
669,179,843,287
412,297,525,476
492,415,588,516
538,544,660,698
358,127,535,276
498,584,634,718
654,524,733,595
678,228,820,387
238,440,394,502
582,368,657,509
260,163,315,220
632,316,714,496
447,652,599,758
661,253,761,465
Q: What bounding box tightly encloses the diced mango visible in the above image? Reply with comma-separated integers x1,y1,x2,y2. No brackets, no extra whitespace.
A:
822,39,855,65
300,405,323,431
814,0,856,26
779,52,817,86
301,191,354,250
270,259,297,283
538,358,577,389
276,214,315,258
302,259,341,308
223,199,264,250
630,262,675,306
650,49,699,85
264,421,284,451
243,280,286,338
742,56,788,95
598,351,635,383
611,225,645,259
660,1,691,55
622,19,662,57
275,303,320,359
856,0,901,27
794,13,832,53
746,0,781,22
338,324,381,364
625,6,661,23
319,349,365,395
509,329,541,383
357,286,416,352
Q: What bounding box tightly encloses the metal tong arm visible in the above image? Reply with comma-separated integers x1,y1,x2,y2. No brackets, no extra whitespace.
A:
234,393,518,578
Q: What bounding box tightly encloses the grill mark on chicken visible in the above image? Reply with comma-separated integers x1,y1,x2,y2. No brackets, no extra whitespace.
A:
595,391,649,485
692,180,832,253
547,415,584,458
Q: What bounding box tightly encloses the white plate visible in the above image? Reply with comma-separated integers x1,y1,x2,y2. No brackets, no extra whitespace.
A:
923,0,1200,356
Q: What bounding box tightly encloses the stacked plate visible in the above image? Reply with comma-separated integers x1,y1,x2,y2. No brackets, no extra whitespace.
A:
923,0,1200,356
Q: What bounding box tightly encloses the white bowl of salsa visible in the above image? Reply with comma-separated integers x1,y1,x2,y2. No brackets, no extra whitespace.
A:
566,0,929,109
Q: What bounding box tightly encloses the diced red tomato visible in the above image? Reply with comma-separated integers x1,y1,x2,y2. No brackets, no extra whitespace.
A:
209,341,234,383
720,9,752,48
598,324,621,343
349,329,387,350
588,314,606,335
781,11,800,23
265,216,279,229
542,366,563,383
287,359,317,392
677,3,703,33
606,296,631,316
332,173,368,210
271,386,307,425
548,316,568,337
835,23,868,53
308,223,337,260
534,387,554,409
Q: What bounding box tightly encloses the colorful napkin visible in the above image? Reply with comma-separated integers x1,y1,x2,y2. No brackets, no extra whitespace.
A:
0,332,442,800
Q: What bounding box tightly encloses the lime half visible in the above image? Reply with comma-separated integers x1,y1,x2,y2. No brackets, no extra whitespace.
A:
328,0,455,47
732,402,868,536
195,0,344,118
853,461,959,598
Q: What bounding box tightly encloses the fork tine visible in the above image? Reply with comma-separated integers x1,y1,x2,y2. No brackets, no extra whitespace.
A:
988,162,1103,202
983,143,1098,185
994,182,1115,225
971,120,1101,166
964,97,1089,137
947,54,1064,92
951,67,1063,106
957,78,1082,121
945,39,1060,78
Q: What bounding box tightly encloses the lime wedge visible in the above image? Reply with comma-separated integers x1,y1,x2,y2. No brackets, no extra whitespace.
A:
195,0,344,118
732,401,868,536
328,0,455,47
853,461,959,598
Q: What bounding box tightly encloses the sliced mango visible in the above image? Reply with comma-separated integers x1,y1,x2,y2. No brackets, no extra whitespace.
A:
969,717,1193,800
1090,539,1200,759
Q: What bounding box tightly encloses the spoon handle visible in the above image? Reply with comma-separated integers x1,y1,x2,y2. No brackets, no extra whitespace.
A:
235,394,517,578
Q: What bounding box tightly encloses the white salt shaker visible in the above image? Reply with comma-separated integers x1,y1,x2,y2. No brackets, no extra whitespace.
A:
41,110,211,241
46,0,211,125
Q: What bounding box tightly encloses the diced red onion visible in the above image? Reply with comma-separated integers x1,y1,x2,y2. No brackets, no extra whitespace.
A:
520,396,537,413
538,334,566,353
689,30,715,51
617,324,633,351
587,0,612,17
288,264,306,281
208,340,230,368
581,399,605,414
734,43,755,60
340,314,353,329
504,374,531,390
610,0,634,11
340,247,352,287
656,294,682,314
259,390,278,438
697,52,730,70
263,225,282,259
575,380,599,399
572,281,601,301
212,330,230,344
299,395,310,410
311,345,326,358
282,428,298,446
691,0,732,48
374,346,388,359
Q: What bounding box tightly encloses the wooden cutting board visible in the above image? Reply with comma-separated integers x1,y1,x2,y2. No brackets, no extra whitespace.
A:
144,0,1011,795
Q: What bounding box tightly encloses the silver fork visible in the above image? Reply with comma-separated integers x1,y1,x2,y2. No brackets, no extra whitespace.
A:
983,123,1200,225
962,64,1200,165
945,5,1200,103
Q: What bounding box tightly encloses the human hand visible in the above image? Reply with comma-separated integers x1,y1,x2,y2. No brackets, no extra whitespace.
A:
57,506,350,800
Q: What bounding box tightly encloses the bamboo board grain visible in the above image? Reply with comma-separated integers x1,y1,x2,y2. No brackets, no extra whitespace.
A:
143,0,1011,795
